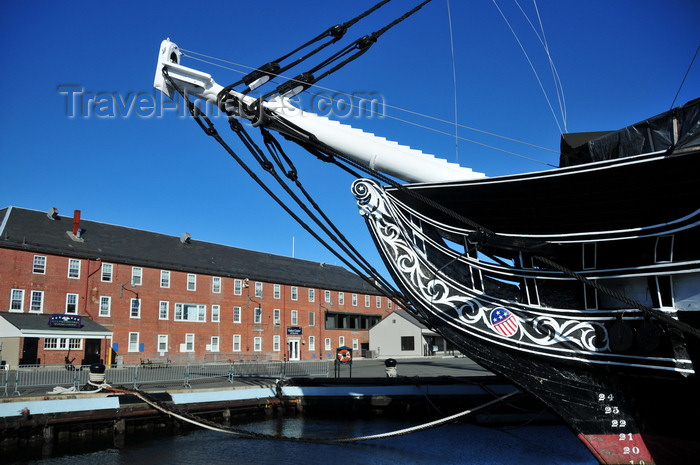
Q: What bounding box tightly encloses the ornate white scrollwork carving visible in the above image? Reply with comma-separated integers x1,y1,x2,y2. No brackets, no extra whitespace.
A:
352,179,610,354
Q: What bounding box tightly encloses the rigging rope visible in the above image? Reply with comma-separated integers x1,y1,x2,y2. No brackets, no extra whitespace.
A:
220,0,393,95
229,116,391,290
104,383,522,443
521,0,568,132
491,0,565,134
670,44,700,110
446,0,460,163
254,0,435,101
177,47,560,166
164,69,409,312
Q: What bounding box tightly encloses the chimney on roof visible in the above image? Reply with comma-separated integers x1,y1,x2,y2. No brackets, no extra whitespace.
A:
72,210,81,237
180,232,191,244
47,207,59,220
66,209,84,242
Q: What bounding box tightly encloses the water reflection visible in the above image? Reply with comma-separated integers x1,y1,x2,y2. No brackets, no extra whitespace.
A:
10,417,597,465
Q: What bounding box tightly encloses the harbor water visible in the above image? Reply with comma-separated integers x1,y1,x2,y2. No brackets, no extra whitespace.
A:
9,416,598,464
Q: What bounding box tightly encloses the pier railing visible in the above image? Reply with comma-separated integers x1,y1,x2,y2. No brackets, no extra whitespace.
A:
4,360,330,396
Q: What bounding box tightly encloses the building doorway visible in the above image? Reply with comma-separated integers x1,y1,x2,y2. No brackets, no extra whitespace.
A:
82,339,102,365
288,339,300,361
20,337,39,365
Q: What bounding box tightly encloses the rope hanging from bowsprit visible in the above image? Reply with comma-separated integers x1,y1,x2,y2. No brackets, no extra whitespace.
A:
163,70,406,307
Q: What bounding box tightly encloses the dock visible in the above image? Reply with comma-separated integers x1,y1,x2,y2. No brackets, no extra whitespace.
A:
0,357,554,455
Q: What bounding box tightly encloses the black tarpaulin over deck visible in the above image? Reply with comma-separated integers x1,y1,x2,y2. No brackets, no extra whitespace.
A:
559,97,700,167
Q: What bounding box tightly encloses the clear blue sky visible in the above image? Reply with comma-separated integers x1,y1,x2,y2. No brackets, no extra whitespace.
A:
2,0,698,278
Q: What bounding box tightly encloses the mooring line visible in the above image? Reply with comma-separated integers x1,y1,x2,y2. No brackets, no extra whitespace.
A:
103,383,521,443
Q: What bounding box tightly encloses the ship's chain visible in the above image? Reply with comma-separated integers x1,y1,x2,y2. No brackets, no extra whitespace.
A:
105,384,520,443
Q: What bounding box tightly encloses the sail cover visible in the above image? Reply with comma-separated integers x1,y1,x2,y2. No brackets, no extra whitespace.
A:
560,97,700,167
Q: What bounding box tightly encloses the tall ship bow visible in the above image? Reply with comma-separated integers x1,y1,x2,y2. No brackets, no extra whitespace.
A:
351,98,700,464
153,4,700,461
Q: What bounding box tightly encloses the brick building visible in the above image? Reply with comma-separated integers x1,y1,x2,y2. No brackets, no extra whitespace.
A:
0,206,393,367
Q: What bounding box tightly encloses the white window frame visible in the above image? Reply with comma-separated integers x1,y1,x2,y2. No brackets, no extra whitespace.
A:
130,298,141,318
254,307,263,324
273,335,280,352
325,337,331,351
273,284,281,299
291,286,298,301
352,338,359,350
308,336,315,351
128,332,140,352
233,334,241,352
182,333,195,352
352,294,358,306
10,289,25,312
159,301,169,320
211,304,220,322
255,282,263,298
212,276,221,293
209,336,220,352
233,306,242,324
131,267,142,286
291,310,298,325
65,293,78,314
99,296,111,317
187,273,196,291
376,296,382,308
308,311,315,327
273,308,281,325
308,288,315,302
174,303,206,322
253,336,262,352
324,290,331,303
101,263,113,282
339,336,345,347
234,279,242,295
33,255,46,274
338,292,344,305
30,290,44,313
68,259,80,279
160,270,170,288
44,338,82,350
365,295,370,307
158,334,168,353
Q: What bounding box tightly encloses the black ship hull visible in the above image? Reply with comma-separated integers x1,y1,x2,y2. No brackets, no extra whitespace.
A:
434,319,700,465
352,131,700,464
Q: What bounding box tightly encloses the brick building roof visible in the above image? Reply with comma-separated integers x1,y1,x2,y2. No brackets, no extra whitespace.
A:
0,206,379,294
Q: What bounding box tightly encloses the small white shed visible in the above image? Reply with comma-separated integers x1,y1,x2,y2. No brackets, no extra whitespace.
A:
369,310,447,358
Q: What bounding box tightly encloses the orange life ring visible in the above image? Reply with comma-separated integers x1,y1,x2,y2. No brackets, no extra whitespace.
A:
337,349,352,363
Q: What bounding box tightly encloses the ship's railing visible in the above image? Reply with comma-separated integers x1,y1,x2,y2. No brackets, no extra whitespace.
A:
4,360,330,396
